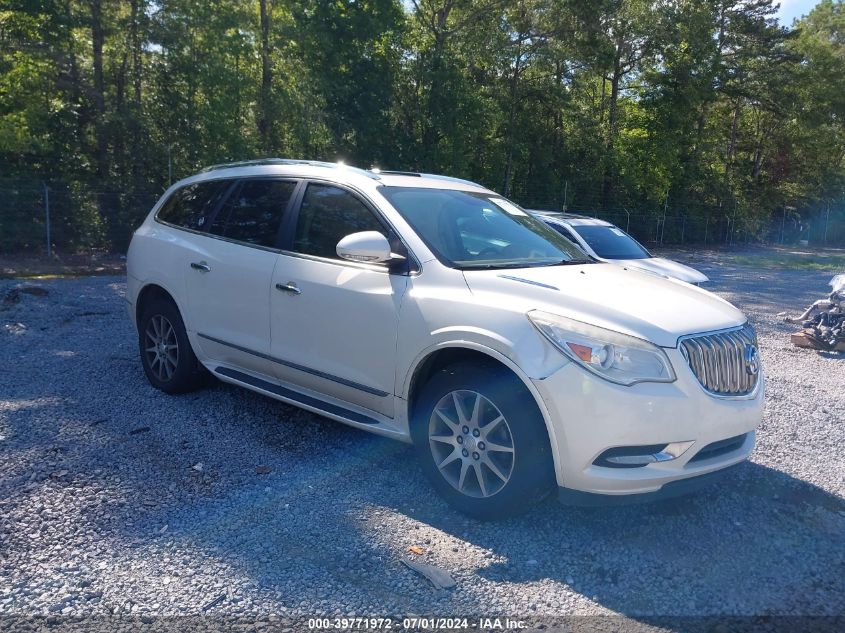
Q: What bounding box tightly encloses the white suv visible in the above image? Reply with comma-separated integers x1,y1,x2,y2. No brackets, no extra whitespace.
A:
126,159,764,518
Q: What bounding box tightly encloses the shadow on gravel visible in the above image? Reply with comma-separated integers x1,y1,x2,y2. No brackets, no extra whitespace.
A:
396,461,845,616
3,373,843,616
817,352,845,361
696,265,836,320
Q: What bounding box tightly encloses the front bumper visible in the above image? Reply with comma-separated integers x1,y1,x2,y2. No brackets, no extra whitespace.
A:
557,461,746,505
532,347,764,497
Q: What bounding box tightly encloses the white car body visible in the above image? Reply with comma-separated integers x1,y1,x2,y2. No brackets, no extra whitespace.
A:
126,160,762,509
532,211,710,285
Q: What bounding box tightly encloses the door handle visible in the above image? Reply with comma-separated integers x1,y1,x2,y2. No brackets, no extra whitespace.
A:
190,261,211,272
275,282,301,295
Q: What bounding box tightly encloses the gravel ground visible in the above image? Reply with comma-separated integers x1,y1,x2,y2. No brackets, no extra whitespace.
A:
0,258,843,628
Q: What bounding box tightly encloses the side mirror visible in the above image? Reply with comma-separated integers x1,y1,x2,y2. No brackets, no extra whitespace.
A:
336,231,397,264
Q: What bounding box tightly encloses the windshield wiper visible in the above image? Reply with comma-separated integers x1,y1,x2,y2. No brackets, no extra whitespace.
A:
459,262,531,270
460,259,590,270
517,258,592,267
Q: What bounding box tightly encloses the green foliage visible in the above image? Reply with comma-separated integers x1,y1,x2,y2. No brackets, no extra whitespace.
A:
0,0,844,252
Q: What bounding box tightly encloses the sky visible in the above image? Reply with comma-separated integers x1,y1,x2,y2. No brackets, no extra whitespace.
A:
396,0,824,26
775,0,822,25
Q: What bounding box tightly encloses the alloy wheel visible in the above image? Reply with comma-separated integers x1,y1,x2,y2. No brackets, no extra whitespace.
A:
428,389,515,498
144,314,179,382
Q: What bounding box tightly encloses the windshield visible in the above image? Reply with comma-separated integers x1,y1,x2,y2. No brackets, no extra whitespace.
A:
570,225,651,260
380,187,589,269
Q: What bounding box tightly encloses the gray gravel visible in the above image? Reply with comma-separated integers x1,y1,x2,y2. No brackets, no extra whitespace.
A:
0,258,843,624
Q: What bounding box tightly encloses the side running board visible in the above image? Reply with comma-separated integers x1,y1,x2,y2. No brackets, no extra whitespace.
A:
213,366,380,426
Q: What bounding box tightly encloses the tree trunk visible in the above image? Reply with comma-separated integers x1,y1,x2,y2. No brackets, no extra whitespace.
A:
422,32,447,170
605,42,622,152
752,112,767,182
502,37,524,197
553,60,564,207
130,0,142,105
725,100,741,194
114,50,128,175
61,1,87,161
421,2,454,170
258,0,273,152
727,101,740,167
129,0,144,182
90,0,107,181
602,40,622,210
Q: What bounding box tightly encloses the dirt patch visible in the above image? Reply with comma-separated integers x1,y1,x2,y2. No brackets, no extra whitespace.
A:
0,251,126,279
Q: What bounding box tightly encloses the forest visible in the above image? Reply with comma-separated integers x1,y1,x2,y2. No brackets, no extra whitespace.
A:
1,0,844,252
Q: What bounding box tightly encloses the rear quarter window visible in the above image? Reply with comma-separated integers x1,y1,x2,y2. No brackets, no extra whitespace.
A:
156,180,232,231
208,179,297,248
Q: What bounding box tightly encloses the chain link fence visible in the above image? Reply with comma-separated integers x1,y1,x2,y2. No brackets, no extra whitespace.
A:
1,180,844,254
561,205,845,249
0,181,162,254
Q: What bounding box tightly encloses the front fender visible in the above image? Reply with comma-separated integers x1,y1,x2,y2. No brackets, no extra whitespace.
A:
399,339,566,486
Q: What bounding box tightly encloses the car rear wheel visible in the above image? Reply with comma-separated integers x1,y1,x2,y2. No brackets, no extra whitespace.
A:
412,361,555,519
138,297,206,394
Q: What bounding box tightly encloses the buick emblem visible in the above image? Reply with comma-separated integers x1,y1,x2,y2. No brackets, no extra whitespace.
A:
744,344,760,376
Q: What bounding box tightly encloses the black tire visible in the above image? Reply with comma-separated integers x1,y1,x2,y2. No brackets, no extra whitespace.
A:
411,361,555,519
138,297,206,394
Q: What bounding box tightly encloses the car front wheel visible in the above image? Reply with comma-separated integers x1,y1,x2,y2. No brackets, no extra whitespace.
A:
412,361,555,519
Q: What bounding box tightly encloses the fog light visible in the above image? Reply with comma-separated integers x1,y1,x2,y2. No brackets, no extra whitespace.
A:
594,441,695,469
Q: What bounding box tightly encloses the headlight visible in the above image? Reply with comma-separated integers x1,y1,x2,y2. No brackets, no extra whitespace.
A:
527,311,676,386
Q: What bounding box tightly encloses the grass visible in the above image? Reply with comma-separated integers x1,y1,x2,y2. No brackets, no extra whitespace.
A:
723,249,845,271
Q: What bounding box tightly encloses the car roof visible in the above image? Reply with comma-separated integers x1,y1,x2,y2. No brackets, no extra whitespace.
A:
527,209,614,227
181,158,493,194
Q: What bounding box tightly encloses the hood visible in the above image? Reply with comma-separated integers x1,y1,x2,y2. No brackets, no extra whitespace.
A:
463,263,743,348
610,257,709,284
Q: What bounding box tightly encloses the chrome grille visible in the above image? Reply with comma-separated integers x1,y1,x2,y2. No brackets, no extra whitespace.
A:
679,324,759,396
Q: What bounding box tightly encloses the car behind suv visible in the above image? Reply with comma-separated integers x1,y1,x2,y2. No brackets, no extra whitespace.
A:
530,210,709,285
126,159,764,518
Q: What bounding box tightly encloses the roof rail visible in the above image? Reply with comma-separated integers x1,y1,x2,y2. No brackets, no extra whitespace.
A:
199,158,381,180
373,170,422,177
198,159,486,188
371,169,484,189
420,173,485,188
530,209,593,220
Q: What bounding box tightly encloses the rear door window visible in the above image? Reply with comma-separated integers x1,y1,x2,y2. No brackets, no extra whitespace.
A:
156,180,231,231
208,179,297,248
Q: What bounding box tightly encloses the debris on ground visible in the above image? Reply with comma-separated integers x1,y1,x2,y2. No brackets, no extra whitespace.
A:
408,545,424,555
19,285,49,297
255,466,272,475
401,558,456,590
2,290,20,306
780,274,845,352
201,593,226,611
2,285,49,307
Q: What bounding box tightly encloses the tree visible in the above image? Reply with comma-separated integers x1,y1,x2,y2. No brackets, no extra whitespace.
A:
1,0,844,252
